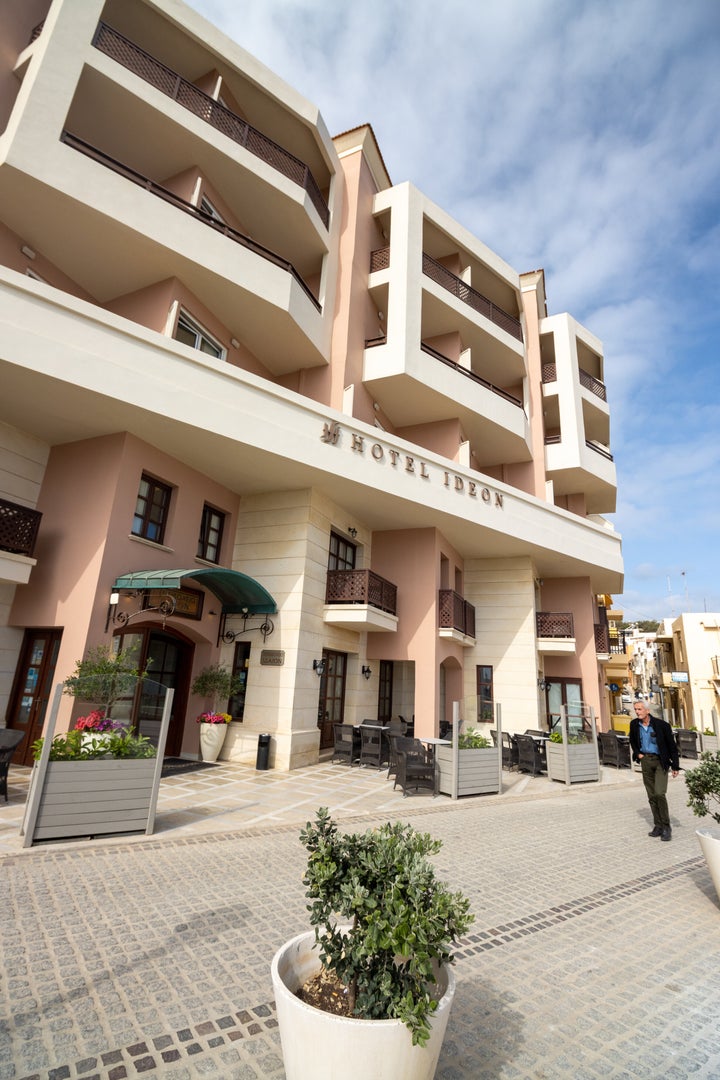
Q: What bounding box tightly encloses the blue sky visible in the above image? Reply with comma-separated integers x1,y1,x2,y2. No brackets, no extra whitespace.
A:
193,0,720,622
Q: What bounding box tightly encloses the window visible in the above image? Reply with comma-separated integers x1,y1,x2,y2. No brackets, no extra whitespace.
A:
476,665,494,722
198,504,225,563
174,310,224,359
328,531,356,571
132,474,172,544
199,196,225,224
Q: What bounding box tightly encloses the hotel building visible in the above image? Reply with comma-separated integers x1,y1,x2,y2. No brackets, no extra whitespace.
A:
0,0,623,769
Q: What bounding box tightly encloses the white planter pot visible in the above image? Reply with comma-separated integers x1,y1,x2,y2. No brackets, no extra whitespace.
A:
271,931,455,1080
199,722,227,762
700,735,719,754
696,827,720,903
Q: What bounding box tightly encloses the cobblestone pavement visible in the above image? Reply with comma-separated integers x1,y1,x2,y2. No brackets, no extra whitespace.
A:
1,757,718,1078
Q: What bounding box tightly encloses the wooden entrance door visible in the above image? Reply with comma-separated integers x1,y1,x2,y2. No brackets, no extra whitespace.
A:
114,629,192,757
317,649,347,749
6,629,63,766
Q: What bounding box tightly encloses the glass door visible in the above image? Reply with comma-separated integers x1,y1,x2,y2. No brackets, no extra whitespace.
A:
7,629,62,766
317,649,347,749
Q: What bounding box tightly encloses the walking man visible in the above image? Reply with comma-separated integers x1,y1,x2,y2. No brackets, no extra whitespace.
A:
629,700,679,841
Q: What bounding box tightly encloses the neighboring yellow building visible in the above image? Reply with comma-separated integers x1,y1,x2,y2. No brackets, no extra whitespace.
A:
656,615,720,730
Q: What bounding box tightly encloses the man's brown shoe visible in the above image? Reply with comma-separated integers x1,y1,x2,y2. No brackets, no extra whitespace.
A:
648,826,663,837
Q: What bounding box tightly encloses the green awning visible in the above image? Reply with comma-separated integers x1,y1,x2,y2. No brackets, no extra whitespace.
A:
112,568,277,615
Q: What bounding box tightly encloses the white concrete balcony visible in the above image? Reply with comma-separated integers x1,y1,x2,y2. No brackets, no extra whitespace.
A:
363,339,529,467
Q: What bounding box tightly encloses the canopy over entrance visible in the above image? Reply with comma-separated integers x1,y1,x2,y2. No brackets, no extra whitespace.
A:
112,569,277,615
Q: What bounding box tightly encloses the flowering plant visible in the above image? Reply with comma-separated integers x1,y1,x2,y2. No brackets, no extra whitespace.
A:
74,709,121,733
197,712,231,725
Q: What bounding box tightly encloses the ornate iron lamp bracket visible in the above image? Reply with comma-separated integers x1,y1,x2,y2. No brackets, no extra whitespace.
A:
219,610,275,646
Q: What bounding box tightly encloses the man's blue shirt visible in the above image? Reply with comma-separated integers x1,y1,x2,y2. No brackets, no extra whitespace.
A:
638,721,659,754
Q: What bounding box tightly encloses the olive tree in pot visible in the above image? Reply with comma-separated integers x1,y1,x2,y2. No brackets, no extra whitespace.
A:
685,750,720,904
190,664,241,762
271,807,474,1080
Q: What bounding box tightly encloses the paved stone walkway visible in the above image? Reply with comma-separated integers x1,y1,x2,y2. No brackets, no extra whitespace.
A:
1,756,718,1078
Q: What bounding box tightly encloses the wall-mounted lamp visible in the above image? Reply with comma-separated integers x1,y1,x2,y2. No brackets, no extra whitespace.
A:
348,526,358,538
537,678,549,691
313,658,327,677
21,244,36,260
361,665,372,680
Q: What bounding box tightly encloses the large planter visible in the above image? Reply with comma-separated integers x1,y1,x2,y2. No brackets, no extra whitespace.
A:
701,734,719,754
696,827,720,904
199,722,228,762
435,745,500,796
271,931,455,1080
23,758,159,844
546,741,600,785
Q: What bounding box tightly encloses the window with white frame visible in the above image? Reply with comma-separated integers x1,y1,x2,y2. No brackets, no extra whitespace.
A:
174,310,225,359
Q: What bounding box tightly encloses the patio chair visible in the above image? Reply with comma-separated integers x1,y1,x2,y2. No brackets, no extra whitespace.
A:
675,730,699,760
394,744,435,796
599,732,631,769
359,724,384,768
332,724,357,766
490,730,499,746
0,729,24,802
515,734,545,776
502,731,519,771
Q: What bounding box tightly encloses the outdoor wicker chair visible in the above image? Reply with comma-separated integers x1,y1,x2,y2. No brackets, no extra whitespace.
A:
359,723,385,768
515,733,545,776
599,732,631,769
394,744,435,796
502,731,519,771
0,729,24,802
332,723,357,766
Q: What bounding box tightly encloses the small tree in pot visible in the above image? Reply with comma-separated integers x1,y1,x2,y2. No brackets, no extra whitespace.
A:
685,751,720,904
271,807,473,1079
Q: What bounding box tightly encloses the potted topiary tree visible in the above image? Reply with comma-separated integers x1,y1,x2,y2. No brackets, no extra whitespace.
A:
190,663,241,761
685,750,720,903
271,807,473,1079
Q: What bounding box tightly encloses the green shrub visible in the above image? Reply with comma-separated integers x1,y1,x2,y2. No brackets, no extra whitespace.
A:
32,729,156,761
458,728,491,749
685,751,720,825
300,807,473,1047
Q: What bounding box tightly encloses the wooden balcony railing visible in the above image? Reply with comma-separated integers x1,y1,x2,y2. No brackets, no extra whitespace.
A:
369,248,523,342
0,498,42,558
29,20,45,44
594,623,610,653
609,632,628,655
422,253,523,341
542,363,557,383
536,611,574,638
92,22,330,228
579,368,607,401
325,569,397,615
439,590,476,637
420,343,523,408
61,132,321,311
586,440,614,462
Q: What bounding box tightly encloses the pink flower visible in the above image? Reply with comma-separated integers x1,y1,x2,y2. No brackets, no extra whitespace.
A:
197,712,231,724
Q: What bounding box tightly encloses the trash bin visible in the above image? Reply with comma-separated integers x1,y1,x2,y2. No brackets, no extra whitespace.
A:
256,733,271,770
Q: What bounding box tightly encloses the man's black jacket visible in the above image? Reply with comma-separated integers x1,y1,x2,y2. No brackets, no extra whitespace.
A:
628,714,679,772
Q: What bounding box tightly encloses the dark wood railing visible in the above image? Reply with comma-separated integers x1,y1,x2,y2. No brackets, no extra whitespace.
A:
542,363,557,383
586,440,614,461
609,632,628,654
29,21,45,44
536,611,574,638
579,368,607,401
594,623,610,653
421,343,523,408
0,498,42,557
422,253,523,341
325,569,397,615
61,132,321,311
92,22,330,228
369,247,523,342
439,590,476,637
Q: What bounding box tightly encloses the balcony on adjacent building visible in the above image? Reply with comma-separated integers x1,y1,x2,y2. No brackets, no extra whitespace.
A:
537,611,576,655
323,569,399,632
92,22,330,228
0,498,41,586
438,590,476,645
